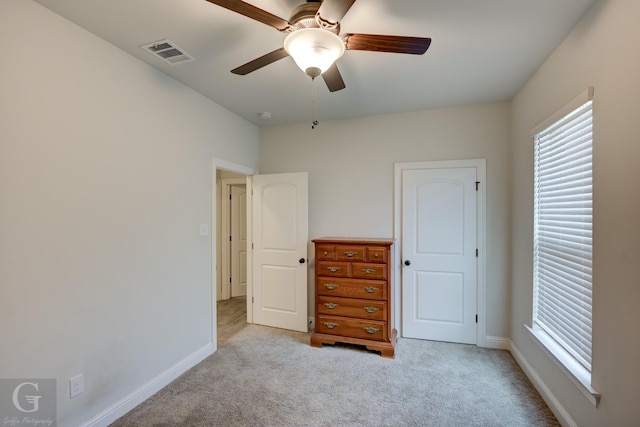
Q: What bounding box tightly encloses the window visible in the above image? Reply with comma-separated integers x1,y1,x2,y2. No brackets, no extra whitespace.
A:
529,88,599,405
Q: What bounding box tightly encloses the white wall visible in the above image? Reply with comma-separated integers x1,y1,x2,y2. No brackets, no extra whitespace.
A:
0,1,259,426
510,0,640,425
260,103,511,340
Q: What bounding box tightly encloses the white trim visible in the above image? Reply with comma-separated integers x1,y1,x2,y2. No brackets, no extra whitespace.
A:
245,175,253,324
214,159,257,176
530,87,594,137
483,335,510,350
80,344,214,427
510,341,577,427
215,178,223,301
526,325,601,407
393,159,487,346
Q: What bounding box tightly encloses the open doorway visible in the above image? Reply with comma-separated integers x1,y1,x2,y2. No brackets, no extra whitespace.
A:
216,170,248,346
212,159,256,349
211,160,309,348
218,172,247,300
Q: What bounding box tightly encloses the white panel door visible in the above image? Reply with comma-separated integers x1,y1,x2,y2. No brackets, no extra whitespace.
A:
402,167,477,344
252,172,308,332
230,184,247,297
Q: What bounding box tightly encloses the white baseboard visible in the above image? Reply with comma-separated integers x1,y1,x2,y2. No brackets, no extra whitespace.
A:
510,342,576,427
480,335,511,350
80,343,214,427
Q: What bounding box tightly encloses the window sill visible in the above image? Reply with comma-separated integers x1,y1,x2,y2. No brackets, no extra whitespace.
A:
525,325,601,407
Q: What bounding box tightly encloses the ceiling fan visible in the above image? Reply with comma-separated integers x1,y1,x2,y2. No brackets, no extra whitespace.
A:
205,0,432,92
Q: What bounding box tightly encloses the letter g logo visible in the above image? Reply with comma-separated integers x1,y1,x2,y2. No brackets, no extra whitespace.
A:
12,381,42,413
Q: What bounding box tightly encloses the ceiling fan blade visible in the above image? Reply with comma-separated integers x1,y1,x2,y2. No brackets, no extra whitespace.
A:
317,0,357,25
205,0,291,31
345,34,432,55
322,63,346,92
231,48,290,75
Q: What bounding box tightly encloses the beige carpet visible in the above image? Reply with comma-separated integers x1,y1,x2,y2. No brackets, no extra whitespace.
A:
110,325,558,426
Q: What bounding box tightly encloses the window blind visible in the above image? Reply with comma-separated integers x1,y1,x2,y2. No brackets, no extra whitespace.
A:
533,97,593,371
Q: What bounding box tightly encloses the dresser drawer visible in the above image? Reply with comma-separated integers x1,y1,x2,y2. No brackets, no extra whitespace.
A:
351,263,387,280
366,246,387,263
316,261,351,277
317,296,386,320
316,244,335,261
316,315,387,342
335,245,366,261
316,277,387,300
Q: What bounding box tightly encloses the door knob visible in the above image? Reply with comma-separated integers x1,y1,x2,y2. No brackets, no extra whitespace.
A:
299,258,306,264
404,260,411,266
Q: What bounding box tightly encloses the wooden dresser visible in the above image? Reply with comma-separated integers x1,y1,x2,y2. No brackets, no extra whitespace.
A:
310,237,396,358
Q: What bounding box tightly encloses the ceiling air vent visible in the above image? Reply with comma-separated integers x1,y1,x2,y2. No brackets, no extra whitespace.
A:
141,39,195,65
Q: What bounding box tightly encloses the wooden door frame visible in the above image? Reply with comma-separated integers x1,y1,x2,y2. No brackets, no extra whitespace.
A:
393,159,489,347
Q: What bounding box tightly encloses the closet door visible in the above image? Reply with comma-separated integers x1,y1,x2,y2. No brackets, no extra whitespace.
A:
402,167,477,344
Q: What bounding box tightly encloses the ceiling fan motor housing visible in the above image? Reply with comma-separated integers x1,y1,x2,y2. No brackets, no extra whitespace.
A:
288,2,340,34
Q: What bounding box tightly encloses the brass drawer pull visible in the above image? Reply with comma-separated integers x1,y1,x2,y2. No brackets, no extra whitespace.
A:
374,253,379,258
326,266,341,272
324,303,339,309
344,251,358,257
324,322,339,329
363,287,379,293
364,327,379,334
363,306,379,313
361,268,376,274
324,283,339,290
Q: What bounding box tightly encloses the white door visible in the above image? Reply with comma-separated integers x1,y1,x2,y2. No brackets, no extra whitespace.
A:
251,172,308,332
402,167,477,344
230,184,247,297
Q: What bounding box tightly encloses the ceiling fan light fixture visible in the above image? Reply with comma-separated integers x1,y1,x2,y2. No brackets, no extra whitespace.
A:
284,28,345,78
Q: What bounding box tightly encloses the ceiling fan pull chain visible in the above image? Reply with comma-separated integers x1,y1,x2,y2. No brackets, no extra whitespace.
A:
311,77,319,129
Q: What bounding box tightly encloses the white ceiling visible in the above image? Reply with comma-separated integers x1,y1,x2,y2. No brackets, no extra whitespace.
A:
33,0,596,127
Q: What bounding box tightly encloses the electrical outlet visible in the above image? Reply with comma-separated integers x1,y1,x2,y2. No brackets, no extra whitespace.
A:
69,373,84,399
199,223,209,236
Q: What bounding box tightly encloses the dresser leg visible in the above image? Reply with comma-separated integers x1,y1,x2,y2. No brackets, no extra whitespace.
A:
310,333,336,348
378,347,395,358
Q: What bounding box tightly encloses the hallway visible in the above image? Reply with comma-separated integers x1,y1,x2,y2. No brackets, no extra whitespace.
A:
217,296,247,347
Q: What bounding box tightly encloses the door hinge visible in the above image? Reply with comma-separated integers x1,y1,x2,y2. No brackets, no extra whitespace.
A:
475,248,478,257
229,194,232,200
476,181,480,191
229,277,232,283
229,235,232,242
252,297,254,303
476,314,478,323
